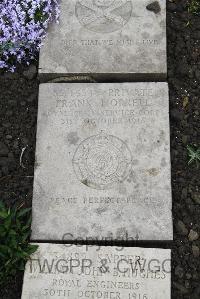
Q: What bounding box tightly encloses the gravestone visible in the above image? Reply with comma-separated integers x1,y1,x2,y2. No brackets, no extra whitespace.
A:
39,0,167,81
31,82,172,241
21,244,171,299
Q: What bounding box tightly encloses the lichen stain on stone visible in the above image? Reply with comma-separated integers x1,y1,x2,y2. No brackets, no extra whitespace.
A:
35,180,46,199
78,227,89,236
146,1,161,14
147,168,160,176
118,183,127,195
160,19,165,28
82,119,97,129
165,185,170,191
161,157,167,167
67,132,79,145
92,223,102,233
127,170,137,183
132,160,139,166
142,32,150,39
34,156,41,169
96,206,108,215
116,227,127,239
143,22,152,29
106,231,114,239
113,212,122,222
154,130,165,148
35,161,41,168
134,183,140,190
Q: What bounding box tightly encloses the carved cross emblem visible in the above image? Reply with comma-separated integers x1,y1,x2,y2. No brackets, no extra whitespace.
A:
76,0,132,33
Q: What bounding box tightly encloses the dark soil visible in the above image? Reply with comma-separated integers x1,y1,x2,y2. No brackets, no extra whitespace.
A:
0,66,39,299
0,1,199,298
168,1,200,298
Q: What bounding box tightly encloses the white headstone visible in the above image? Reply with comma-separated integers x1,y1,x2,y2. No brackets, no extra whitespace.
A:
21,244,171,299
39,0,166,80
31,82,172,241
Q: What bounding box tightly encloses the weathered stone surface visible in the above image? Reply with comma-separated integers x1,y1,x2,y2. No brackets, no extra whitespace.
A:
32,82,172,241
39,0,167,81
21,244,171,299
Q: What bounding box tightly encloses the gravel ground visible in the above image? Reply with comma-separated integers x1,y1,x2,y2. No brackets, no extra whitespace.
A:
168,1,200,298
0,1,199,298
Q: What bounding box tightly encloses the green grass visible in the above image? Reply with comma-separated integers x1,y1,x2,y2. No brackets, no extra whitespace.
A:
0,201,38,286
187,145,200,168
188,0,200,15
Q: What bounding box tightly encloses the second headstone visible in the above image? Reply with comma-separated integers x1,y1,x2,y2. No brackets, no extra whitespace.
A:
39,0,167,81
32,82,172,241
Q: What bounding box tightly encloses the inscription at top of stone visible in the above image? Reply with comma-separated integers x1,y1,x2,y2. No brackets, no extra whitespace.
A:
39,0,167,80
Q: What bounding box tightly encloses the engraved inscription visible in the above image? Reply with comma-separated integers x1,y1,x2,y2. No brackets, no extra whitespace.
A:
26,248,170,299
75,0,133,33
73,132,132,189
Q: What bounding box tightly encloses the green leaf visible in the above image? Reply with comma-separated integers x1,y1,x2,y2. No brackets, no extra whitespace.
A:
19,260,25,271
187,145,200,167
0,210,8,219
0,244,9,253
21,224,30,232
0,201,6,210
26,245,38,255
17,208,31,218
9,229,17,236
26,215,32,226
5,259,12,267
0,203,35,287
21,231,31,242
4,215,12,230
15,251,28,258
9,238,18,249
0,251,6,259
15,218,21,229
0,225,6,235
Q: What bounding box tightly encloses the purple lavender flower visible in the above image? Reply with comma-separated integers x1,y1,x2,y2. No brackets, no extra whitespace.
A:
0,0,60,71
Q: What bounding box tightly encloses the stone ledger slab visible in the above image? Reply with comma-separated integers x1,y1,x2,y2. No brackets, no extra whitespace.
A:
21,244,171,299
32,82,172,241
39,0,167,81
